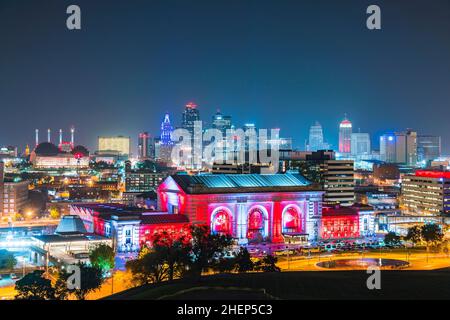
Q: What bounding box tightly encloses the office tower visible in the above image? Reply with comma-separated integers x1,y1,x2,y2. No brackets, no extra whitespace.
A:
125,166,167,193
161,113,173,145
212,110,232,135
402,170,450,215
159,113,174,163
339,117,352,154
2,180,30,216
181,102,200,134
138,132,150,159
308,122,325,151
98,136,131,156
180,103,202,169
417,135,441,164
297,151,355,206
279,138,293,151
351,133,371,158
380,130,417,166
321,159,355,206
148,136,156,160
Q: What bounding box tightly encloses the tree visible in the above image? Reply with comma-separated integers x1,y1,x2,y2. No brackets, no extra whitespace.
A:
15,270,55,300
255,254,281,272
49,206,60,219
216,257,237,273
234,247,254,273
126,249,170,285
4,255,17,271
151,231,191,281
405,225,422,246
0,250,17,271
89,243,116,273
421,224,444,248
53,276,70,300
57,263,104,300
126,231,191,285
384,232,402,247
189,225,233,277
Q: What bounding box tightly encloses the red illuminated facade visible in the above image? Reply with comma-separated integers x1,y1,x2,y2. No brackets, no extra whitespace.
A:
415,170,450,179
71,174,377,251
157,174,324,244
70,203,189,252
321,207,360,240
339,118,352,154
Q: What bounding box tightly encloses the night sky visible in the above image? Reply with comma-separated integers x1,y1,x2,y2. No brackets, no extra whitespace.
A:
0,0,449,154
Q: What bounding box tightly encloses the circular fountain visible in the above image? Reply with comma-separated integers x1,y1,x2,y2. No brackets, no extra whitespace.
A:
317,258,409,269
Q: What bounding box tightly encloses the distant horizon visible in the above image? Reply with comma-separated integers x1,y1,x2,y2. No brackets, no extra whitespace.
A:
22,108,445,158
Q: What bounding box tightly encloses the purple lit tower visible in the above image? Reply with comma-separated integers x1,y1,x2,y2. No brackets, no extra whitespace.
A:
158,113,174,164
160,113,174,145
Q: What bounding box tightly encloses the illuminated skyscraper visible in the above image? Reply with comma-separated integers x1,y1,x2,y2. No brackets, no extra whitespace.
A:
182,102,200,135
212,110,232,135
308,121,325,151
160,113,173,145
351,133,371,158
159,113,174,164
339,117,352,154
138,132,150,159
380,130,417,166
417,135,441,164
181,103,202,169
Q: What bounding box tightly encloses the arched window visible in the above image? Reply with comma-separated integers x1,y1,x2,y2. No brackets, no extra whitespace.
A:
211,208,232,236
282,205,303,234
247,206,268,242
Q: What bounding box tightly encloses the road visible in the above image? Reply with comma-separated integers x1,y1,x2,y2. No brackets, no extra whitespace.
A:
0,276,18,300
0,219,60,229
2,249,450,300
277,249,450,271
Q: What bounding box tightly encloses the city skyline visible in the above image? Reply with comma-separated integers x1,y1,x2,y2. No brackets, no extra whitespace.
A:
1,0,449,153
1,0,450,304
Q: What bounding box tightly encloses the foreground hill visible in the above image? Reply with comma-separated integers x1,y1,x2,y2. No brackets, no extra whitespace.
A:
106,270,450,300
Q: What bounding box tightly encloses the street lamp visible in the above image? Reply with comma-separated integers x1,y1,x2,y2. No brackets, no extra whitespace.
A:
26,210,34,220
19,256,26,278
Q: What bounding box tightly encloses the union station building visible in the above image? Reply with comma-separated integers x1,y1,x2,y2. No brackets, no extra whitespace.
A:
70,173,375,252
158,173,324,245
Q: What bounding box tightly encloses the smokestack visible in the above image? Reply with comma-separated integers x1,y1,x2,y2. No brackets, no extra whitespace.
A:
35,129,39,146
71,126,75,146
47,129,51,143
59,129,63,145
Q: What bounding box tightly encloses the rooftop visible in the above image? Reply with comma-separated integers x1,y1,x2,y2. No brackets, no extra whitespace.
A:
169,173,317,194
71,203,188,225
33,234,108,243
322,204,374,216
415,170,450,179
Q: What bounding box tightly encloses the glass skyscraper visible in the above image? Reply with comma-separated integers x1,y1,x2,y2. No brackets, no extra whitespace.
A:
308,121,325,151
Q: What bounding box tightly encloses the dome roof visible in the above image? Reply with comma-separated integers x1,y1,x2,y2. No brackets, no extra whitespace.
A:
34,142,59,156
72,145,89,157
55,215,87,235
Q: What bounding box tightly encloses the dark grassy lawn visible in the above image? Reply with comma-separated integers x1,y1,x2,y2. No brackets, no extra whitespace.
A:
107,270,450,300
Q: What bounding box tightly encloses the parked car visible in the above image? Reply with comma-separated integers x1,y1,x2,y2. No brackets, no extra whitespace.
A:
10,273,18,280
